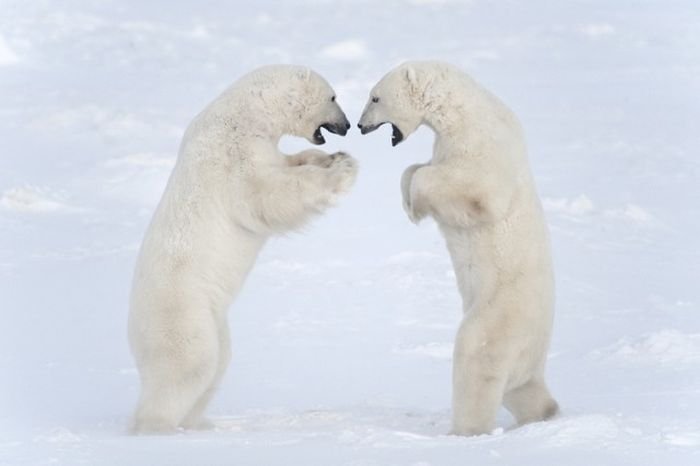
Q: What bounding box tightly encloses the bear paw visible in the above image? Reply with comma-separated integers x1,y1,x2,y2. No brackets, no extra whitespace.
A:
328,152,358,195
401,163,427,223
289,149,335,168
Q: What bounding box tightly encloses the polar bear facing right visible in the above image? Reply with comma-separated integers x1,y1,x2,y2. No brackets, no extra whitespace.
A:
129,65,357,434
358,61,558,436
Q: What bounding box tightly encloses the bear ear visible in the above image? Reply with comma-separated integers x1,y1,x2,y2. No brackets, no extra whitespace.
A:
404,65,435,102
405,66,418,88
404,65,430,96
296,67,311,82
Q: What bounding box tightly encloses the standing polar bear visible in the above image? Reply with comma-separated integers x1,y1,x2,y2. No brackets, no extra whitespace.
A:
128,65,357,434
359,61,558,435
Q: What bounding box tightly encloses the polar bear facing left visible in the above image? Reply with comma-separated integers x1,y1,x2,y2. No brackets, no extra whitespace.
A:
128,65,357,434
359,61,558,436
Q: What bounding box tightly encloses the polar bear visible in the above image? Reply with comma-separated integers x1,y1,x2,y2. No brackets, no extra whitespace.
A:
128,65,357,434
358,61,558,436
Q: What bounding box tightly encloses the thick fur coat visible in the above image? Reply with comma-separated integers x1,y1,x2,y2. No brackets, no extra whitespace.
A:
128,65,357,433
359,61,558,435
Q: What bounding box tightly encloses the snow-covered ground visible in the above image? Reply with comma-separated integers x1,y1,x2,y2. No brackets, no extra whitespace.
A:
1,0,699,464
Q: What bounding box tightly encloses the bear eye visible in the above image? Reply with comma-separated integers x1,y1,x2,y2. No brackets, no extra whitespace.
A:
331,95,336,102
372,96,380,103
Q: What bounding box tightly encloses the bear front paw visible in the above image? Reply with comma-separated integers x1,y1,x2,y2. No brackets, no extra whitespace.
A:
328,152,358,195
405,198,426,224
401,163,427,224
289,149,334,167
407,181,431,224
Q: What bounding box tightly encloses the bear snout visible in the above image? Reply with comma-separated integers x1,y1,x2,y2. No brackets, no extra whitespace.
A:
321,118,350,136
357,122,379,135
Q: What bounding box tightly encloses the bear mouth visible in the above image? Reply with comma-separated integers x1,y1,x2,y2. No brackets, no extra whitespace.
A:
359,122,404,147
313,121,350,145
390,124,404,147
312,127,326,145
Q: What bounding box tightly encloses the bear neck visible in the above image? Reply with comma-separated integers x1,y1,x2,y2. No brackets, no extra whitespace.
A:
211,89,294,145
219,109,289,146
422,102,475,141
421,80,495,146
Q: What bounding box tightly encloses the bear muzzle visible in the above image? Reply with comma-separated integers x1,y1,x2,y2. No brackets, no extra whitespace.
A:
357,122,404,146
313,118,351,145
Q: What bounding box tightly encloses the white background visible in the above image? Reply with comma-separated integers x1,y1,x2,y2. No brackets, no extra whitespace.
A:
1,0,699,464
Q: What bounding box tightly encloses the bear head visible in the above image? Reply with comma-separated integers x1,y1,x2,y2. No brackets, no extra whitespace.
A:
357,61,447,146
242,65,351,145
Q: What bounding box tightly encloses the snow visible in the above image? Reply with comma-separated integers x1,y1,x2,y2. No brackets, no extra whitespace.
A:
0,35,20,66
578,23,616,39
543,195,595,217
1,0,699,465
319,40,369,62
0,186,78,214
597,330,700,365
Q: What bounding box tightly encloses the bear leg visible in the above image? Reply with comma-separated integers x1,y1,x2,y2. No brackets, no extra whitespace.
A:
504,378,559,425
180,323,232,430
131,314,220,434
450,319,508,436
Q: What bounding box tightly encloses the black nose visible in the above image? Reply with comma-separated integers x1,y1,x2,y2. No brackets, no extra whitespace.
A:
345,122,351,130
357,123,363,129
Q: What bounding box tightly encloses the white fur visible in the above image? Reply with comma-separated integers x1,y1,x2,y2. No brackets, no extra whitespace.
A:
359,61,558,436
128,65,357,434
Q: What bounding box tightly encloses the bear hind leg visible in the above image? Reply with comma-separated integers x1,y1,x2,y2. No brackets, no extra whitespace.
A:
180,323,232,430
131,366,218,434
451,320,508,436
131,316,220,434
504,378,559,426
